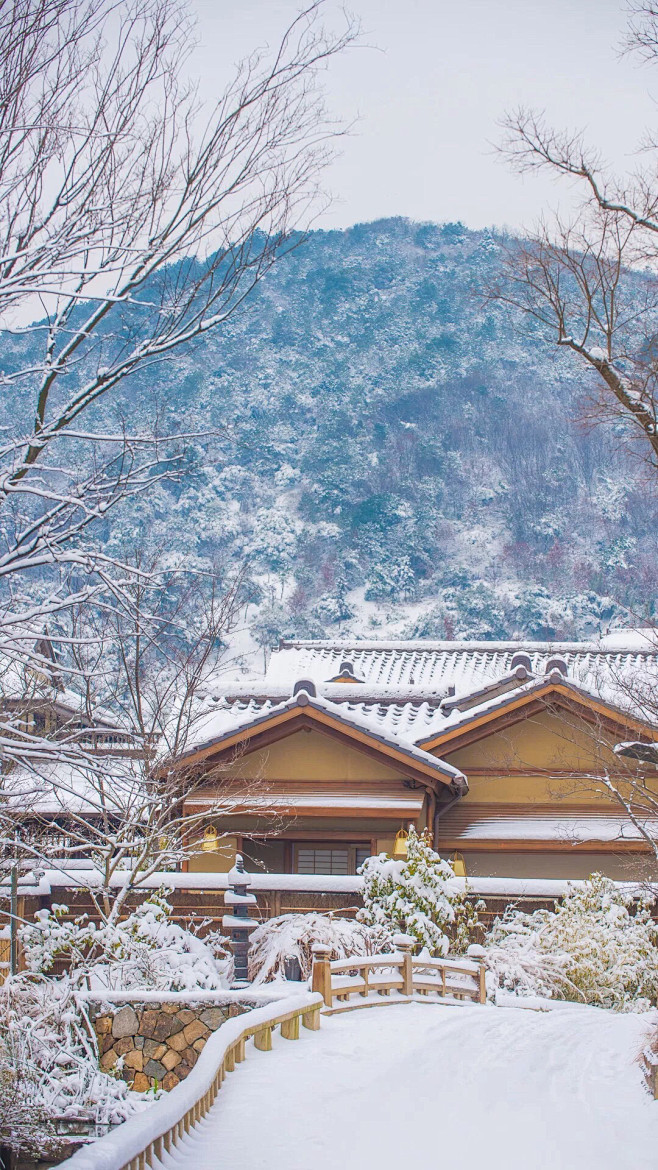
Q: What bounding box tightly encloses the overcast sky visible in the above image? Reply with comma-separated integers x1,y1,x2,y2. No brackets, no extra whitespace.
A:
190,0,655,234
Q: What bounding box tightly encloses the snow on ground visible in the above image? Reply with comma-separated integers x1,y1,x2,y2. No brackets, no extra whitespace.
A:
157,1001,658,1170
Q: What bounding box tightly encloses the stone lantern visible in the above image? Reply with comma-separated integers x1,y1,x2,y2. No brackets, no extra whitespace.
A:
223,854,258,985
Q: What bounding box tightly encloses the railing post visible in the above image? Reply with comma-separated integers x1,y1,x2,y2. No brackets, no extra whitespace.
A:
254,1025,273,1051
361,963,369,998
478,961,487,1004
467,944,487,1005
302,1006,321,1030
393,933,415,997
281,1012,300,1040
311,943,333,1008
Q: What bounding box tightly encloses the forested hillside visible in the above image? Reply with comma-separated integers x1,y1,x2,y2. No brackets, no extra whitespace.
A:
6,217,658,651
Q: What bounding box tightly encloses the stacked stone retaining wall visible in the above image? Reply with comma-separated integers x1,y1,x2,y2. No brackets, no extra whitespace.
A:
91,1000,251,1092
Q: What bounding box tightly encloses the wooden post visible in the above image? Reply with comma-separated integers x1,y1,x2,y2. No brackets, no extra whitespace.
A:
225,1046,236,1072
311,943,333,1007
478,961,487,1004
302,1006,321,1031
361,963,369,998
281,1013,300,1040
235,1036,246,1062
393,935,414,997
254,1025,273,1051
9,866,18,976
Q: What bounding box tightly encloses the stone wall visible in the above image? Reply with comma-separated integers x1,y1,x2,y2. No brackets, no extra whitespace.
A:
91,1000,251,1092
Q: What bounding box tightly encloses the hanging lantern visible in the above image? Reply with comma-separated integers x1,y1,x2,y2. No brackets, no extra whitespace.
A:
451,851,467,878
201,824,220,853
392,828,409,860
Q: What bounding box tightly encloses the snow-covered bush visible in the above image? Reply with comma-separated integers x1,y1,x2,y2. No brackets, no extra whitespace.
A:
0,976,137,1158
22,891,230,991
357,828,483,955
249,913,389,983
0,1017,50,1159
484,873,658,1010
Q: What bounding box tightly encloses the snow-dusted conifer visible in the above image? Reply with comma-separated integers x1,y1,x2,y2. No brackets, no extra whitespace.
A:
357,827,482,955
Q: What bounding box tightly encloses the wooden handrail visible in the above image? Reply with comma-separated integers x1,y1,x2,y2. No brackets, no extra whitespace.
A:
312,942,487,1009
58,992,323,1170
59,948,485,1170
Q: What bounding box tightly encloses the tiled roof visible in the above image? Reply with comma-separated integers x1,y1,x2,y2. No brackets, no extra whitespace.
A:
198,634,658,766
270,636,658,697
185,689,465,785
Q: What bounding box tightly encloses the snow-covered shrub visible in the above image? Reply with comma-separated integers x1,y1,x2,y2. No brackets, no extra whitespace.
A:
357,828,483,955
0,1018,50,1158
249,913,388,983
0,976,136,1157
484,873,658,1010
22,891,230,991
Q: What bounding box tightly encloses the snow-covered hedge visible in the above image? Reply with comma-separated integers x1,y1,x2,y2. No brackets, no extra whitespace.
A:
484,873,658,1011
22,891,230,991
357,827,483,955
248,913,388,983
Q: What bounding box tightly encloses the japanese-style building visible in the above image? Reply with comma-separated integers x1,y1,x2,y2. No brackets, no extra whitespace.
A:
176,633,658,883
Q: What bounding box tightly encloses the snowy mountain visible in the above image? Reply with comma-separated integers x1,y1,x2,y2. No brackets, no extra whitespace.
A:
5,217,658,653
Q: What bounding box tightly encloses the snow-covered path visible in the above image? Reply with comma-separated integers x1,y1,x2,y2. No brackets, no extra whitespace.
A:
158,1002,658,1170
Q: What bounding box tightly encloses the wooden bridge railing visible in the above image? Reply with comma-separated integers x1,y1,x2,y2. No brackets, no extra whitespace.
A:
58,941,485,1170
59,992,323,1170
311,936,487,1009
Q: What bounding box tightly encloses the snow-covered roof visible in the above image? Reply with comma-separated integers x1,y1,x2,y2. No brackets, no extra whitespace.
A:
183,688,466,787
269,634,658,698
448,814,658,843
197,634,658,765
3,755,143,817
0,649,122,729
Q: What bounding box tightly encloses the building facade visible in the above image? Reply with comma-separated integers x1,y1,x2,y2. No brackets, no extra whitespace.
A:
177,635,658,883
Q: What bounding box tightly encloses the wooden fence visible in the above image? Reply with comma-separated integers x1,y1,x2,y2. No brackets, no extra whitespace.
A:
123,1001,322,1170
59,942,486,1170
60,993,323,1170
310,938,487,1010
0,929,9,986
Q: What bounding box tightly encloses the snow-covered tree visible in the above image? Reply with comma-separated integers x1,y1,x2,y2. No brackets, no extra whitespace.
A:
494,2,658,469
249,912,388,983
0,974,136,1159
484,873,658,1010
357,828,482,955
0,0,356,772
0,553,283,933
